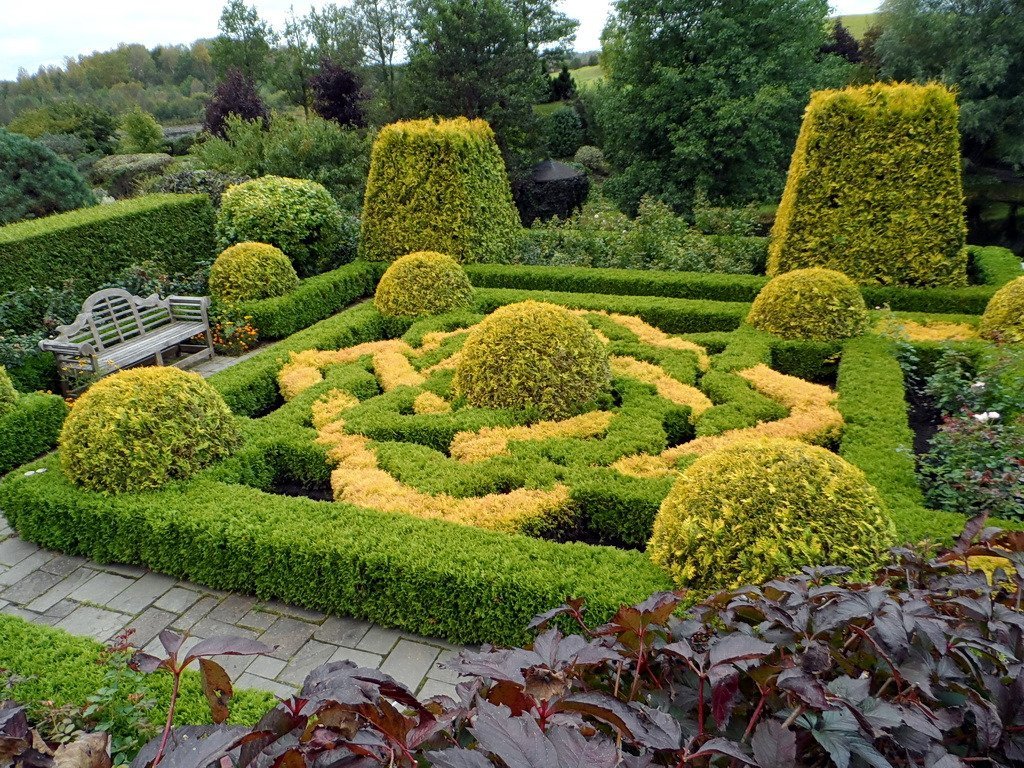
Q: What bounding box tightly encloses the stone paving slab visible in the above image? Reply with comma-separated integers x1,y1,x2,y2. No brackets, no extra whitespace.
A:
0,514,467,700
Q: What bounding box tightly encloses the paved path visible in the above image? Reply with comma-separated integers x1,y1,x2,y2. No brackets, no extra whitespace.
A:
0,514,466,700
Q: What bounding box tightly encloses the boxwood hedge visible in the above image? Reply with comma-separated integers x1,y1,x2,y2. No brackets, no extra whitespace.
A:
0,193,215,294
0,392,68,475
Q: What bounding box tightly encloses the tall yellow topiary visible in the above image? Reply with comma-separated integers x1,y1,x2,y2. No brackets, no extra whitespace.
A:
359,118,521,264
454,301,611,419
648,439,896,591
769,83,967,287
0,366,17,416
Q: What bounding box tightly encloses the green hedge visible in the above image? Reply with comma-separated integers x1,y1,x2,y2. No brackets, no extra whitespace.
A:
0,393,68,475
836,336,971,543
769,83,967,287
969,245,1022,287
0,614,274,728
0,455,672,646
0,194,215,294
209,302,387,417
464,264,1000,315
234,261,378,340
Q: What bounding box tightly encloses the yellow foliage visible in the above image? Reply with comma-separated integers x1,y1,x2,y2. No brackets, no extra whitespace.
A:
610,356,712,418
413,391,452,414
278,363,325,402
450,411,614,463
311,390,361,429
373,348,425,391
578,310,711,370
613,364,842,477
881,319,978,342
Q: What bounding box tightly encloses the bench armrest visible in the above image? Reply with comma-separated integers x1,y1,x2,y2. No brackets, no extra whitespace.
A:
168,295,211,324
39,338,96,357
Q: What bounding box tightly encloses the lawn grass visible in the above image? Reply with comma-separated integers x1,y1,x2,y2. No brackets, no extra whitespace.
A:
836,13,879,38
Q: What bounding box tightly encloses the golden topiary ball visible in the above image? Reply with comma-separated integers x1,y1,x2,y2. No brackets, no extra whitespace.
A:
648,438,895,591
374,251,474,318
454,301,610,419
980,276,1024,344
747,268,869,340
0,366,17,416
60,367,240,494
208,242,299,303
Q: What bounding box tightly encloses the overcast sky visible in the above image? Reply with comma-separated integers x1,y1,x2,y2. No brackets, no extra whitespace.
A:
0,0,881,82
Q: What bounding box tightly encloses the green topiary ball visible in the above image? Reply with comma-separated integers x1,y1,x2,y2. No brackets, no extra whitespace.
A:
980,276,1024,344
747,267,869,340
217,175,349,277
60,367,240,494
648,438,896,590
360,118,521,264
0,366,18,416
454,301,610,419
374,251,474,318
209,242,299,303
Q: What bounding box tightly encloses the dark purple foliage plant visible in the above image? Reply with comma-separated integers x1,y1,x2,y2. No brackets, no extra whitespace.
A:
204,67,269,138
309,58,366,128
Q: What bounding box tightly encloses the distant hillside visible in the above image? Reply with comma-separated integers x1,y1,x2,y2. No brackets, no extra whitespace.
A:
836,13,879,39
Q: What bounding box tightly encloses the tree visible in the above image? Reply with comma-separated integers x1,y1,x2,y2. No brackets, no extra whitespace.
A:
509,0,578,64
821,20,861,63
550,64,575,101
118,107,164,153
405,0,544,161
859,24,884,75
204,67,269,137
210,0,277,83
0,128,94,225
353,0,409,115
876,0,1024,168
310,58,367,127
307,2,365,69
598,0,835,213
276,6,314,114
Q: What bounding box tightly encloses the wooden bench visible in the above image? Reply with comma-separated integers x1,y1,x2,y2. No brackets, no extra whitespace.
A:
39,288,214,393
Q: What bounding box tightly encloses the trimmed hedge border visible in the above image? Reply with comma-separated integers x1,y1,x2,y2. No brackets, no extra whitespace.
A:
0,393,68,476
2,280,1015,647
0,613,274,726
234,261,378,340
0,194,215,294
465,247,1016,315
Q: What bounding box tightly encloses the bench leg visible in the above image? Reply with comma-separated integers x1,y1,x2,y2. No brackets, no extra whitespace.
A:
155,349,164,366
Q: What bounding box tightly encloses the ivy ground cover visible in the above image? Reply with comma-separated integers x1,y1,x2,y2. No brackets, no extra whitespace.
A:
0,275,1006,645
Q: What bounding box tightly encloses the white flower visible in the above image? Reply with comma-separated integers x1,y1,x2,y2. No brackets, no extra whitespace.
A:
973,411,1001,423
971,381,987,391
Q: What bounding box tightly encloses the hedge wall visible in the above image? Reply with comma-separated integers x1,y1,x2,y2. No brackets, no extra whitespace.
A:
0,193,216,294
359,118,521,264
769,83,967,287
234,261,378,340
969,245,1022,287
464,263,1000,315
0,614,274,727
0,393,68,475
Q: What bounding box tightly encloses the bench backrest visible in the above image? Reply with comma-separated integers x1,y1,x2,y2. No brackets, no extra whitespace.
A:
56,289,176,352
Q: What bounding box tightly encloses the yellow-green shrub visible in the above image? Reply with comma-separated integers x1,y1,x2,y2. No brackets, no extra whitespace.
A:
360,118,521,264
0,366,17,415
648,438,896,590
747,268,869,340
769,83,967,287
60,368,240,494
209,242,299,303
218,176,348,277
374,251,474,318
454,301,610,419
980,276,1024,343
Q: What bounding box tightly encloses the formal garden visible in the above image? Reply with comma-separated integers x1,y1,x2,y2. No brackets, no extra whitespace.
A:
2,0,1024,762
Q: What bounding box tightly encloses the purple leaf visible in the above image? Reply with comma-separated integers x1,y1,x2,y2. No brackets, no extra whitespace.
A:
130,652,166,674
777,669,832,710
711,673,739,729
184,637,276,664
468,701,556,768
707,634,776,668
425,748,494,768
159,629,185,657
690,737,756,764
751,719,797,768
547,727,618,768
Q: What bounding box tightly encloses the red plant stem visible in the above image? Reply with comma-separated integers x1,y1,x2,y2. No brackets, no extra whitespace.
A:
153,667,182,767
741,690,768,743
696,674,706,737
781,704,805,730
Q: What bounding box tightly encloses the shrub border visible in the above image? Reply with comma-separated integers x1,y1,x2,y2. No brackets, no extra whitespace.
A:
0,393,68,476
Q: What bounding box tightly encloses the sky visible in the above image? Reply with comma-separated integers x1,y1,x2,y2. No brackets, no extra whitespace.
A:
0,0,882,82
